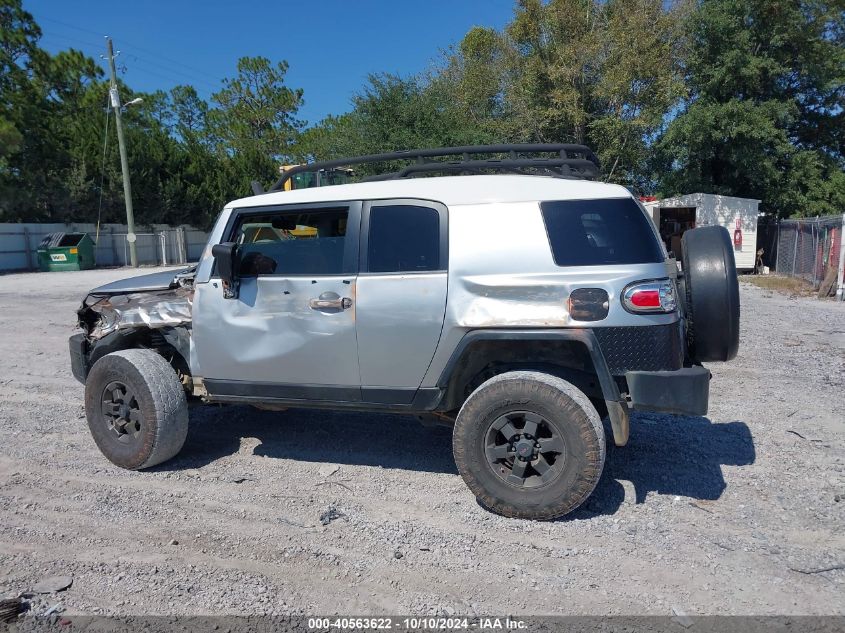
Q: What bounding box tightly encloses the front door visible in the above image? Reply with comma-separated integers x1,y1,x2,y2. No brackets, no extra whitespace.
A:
194,202,362,401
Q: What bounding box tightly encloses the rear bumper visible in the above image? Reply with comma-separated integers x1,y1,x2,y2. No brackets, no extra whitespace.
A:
625,366,710,416
69,333,88,384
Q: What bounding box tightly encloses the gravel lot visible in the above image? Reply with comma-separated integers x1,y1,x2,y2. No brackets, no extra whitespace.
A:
0,267,843,617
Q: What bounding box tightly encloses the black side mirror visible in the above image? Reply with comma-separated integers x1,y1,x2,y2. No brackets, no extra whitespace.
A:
212,241,240,299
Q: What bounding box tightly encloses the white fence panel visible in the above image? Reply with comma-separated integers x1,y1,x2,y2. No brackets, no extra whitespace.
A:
0,222,209,272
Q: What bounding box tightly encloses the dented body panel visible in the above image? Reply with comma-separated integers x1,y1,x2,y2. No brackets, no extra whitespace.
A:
89,267,195,295
419,200,677,388
192,274,360,387
81,289,193,340
74,267,196,380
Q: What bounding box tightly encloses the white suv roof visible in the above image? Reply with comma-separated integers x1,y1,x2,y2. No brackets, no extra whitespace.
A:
228,174,633,209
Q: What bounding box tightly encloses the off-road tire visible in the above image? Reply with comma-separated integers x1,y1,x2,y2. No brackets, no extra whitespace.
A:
85,349,188,470
681,225,740,362
453,371,605,520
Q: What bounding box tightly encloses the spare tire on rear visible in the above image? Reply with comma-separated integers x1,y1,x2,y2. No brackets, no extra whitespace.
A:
680,226,740,362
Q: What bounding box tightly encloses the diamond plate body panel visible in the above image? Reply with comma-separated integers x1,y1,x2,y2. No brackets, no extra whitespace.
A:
593,322,684,375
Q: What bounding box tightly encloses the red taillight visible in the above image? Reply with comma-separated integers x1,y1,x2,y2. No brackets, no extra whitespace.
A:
622,279,677,314
629,289,661,308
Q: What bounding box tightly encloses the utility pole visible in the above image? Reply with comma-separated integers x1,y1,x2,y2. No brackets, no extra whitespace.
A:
105,37,138,267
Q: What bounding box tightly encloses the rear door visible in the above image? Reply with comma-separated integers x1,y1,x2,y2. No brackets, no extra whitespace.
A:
355,199,449,404
194,201,363,401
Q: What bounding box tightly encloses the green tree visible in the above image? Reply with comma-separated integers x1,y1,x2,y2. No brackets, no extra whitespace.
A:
505,0,605,144
209,57,303,159
295,72,495,178
0,0,45,93
0,0,48,218
434,26,511,140
0,2,305,226
170,85,209,143
655,0,845,217
206,56,304,196
0,116,21,159
592,0,689,186
295,111,365,162
503,0,687,186
41,52,106,221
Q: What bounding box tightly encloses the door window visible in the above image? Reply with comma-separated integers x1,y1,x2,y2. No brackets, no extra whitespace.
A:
233,208,349,276
367,205,441,273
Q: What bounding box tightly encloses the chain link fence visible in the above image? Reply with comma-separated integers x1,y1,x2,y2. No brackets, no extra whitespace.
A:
773,214,845,299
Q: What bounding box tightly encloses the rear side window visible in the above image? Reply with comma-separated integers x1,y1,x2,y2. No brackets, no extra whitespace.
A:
541,198,664,266
367,205,440,273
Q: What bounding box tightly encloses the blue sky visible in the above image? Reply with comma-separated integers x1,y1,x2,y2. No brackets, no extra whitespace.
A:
26,0,515,125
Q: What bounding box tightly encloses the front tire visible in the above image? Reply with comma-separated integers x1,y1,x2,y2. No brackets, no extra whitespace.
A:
453,371,605,520
84,349,189,470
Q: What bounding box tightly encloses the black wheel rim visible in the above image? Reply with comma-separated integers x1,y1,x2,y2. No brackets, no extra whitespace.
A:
484,411,565,489
101,381,142,444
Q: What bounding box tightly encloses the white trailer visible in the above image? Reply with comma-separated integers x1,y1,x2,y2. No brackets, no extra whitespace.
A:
641,193,760,271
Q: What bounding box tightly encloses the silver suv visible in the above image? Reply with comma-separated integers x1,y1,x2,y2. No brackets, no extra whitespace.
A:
69,145,740,520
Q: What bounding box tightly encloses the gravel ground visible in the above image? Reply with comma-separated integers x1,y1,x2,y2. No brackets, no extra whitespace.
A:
0,267,843,617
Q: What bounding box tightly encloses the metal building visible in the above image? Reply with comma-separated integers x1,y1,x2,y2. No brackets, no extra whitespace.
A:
641,193,760,271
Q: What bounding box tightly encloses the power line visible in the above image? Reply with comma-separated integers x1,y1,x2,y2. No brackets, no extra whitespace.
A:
38,15,223,84
39,30,105,55
118,42,223,84
38,15,104,38
40,30,220,95
119,65,217,99
125,55,219,91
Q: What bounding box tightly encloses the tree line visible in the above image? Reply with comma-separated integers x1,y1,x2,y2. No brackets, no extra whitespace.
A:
1,0,842,229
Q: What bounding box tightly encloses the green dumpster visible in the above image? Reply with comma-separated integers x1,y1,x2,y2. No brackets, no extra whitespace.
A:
37,232,96,271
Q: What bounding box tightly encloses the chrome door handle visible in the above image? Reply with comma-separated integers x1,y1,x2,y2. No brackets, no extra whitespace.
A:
309,294,353,310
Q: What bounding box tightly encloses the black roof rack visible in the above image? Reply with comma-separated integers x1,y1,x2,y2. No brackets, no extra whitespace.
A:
269,143,600,193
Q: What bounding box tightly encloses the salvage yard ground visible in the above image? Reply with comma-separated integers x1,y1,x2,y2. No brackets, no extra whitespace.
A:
0,268,843,616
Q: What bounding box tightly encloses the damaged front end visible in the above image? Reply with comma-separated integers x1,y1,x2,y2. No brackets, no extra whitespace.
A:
79,288,193,341
70,267,195,385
